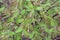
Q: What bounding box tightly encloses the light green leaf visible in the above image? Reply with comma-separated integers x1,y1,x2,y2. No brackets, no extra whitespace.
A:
8,31,15,36
0,7,5,12
21,10,26,15
23,30,30,37
29,31,35,39
26,0,31,1
16,18,24,24
7,17,14,23
15,27,23,33
51,20,58,27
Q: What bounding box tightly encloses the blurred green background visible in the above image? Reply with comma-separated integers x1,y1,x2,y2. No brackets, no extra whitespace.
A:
0,0,60,40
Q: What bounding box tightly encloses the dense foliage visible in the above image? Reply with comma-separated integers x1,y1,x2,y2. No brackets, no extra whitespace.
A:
0,0,60,40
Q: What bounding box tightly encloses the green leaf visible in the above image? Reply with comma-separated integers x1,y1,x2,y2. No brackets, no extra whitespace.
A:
54,7,60,12
26,0,31,1
8,31,15,36
0,25,2,30
1,31,15,36
18,0,23,9
23,30,30,37
15,27,23,33
29,31,35,39
49,28,54,34
7,17,14,23
28,2,34,9
48,9,56,15
16,35,21,40
0,22,2,30
51,20,58,27
21,10,26,15
36,6,42,10
12,9,19,18
39,22,47,28
0,7,5,12
16,18,24,24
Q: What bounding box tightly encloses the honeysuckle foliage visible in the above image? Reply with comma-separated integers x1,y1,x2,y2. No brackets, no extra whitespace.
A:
0,0,60,40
